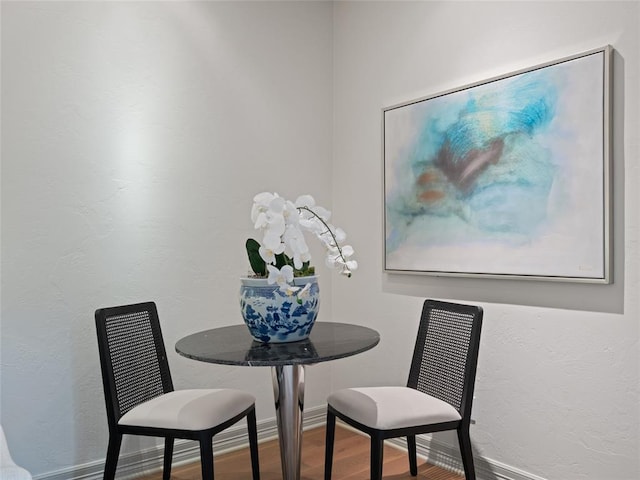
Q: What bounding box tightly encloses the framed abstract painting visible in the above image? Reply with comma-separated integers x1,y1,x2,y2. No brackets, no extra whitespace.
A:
383,46,612,283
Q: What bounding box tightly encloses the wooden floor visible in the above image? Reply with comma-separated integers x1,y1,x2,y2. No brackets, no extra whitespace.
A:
139,425,464,480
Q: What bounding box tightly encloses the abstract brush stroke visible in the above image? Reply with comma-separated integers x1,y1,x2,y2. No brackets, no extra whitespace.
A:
386,70,560,253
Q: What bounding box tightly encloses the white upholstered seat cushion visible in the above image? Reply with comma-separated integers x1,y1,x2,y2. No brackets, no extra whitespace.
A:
119,389,255,431
328,386,461,430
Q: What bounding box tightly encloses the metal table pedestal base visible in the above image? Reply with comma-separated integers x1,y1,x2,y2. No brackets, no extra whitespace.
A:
272,365,305,480
175,324,380,480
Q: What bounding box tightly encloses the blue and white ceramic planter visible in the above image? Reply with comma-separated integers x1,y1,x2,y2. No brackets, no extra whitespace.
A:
239,276,319,343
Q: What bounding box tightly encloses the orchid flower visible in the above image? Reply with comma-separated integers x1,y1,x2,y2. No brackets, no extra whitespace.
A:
267,264,294,287
297,282,312,299
280,283,301,296
259,243,285,264
248,192,356,285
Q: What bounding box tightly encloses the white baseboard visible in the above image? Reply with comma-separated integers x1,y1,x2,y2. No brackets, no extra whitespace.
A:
387,431,549,480
35,405,547,480
334,420,548,480
35,406,327,480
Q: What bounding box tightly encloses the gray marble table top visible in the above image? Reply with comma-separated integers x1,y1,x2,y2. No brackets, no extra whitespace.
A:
175,322,380,367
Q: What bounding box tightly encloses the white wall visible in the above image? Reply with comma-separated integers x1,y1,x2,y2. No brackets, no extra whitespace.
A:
2,1,639,480
331,2,639,480
1,1,334,476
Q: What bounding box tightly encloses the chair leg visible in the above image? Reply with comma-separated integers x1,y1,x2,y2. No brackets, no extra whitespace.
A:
370,434,384,480
103,433,122,480
163,437,174,480
199,436,214,480
407,435,418,476
247,408,260,480
457,427,476,480
324,410,336,480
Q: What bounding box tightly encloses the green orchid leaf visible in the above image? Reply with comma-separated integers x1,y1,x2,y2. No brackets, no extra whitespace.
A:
275,253,289,269
246,238,266,276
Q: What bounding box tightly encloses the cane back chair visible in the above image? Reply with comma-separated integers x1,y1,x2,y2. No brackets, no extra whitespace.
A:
325,299,483,480
95,301,260,480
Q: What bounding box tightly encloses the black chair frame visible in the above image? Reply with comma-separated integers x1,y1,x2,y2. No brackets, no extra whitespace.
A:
324,299,483,480
96,302,260,480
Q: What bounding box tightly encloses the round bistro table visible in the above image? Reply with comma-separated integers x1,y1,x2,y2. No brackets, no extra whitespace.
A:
175,322,380,480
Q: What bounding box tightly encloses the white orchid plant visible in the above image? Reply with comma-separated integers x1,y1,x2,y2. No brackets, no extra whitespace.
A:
246,192,357,294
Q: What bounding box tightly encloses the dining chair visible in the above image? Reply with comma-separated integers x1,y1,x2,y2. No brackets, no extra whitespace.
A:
324,299,483,480
95,301,260,480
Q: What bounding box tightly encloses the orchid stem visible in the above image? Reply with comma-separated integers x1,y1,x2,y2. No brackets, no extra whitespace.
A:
297,206,349,274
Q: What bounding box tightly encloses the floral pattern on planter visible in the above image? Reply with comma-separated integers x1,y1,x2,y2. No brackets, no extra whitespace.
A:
240,277,319,343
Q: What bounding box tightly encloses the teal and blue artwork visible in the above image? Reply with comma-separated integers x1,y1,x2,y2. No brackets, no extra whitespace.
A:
384,47,610,282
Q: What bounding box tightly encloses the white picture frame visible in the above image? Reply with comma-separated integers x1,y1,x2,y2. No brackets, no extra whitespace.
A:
383,46,612,283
